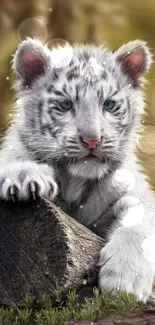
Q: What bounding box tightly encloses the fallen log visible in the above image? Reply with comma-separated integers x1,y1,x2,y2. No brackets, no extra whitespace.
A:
0,198,104,307
70,310,155,325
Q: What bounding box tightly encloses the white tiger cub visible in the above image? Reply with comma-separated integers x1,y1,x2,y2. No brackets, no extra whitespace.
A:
0,38,155,302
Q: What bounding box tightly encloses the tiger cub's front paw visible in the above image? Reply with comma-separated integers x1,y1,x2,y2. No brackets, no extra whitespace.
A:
0,161,58,201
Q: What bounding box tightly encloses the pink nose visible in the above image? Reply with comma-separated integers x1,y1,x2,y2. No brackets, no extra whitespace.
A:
81,137,101,149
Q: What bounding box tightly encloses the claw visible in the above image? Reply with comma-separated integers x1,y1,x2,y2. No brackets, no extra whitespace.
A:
48,184,53,197
10,185,16,202
30,181,37,200
32,191,36,200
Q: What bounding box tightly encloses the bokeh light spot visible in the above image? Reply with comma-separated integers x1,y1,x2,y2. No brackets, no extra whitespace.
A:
17,18,48,43
114,168,136,191
120,201,144,227
47,38,69,50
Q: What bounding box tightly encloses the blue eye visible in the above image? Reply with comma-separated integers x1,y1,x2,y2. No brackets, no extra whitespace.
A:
103,100,115,111
60,100,73,110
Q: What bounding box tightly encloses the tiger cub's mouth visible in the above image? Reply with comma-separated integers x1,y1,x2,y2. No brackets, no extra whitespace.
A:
85,153,107,163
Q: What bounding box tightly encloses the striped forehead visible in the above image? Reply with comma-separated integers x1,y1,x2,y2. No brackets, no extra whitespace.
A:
45,47,119,99
65,57,107,82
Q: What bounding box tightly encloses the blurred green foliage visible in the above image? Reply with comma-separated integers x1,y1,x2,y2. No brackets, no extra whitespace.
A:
1,0,155,185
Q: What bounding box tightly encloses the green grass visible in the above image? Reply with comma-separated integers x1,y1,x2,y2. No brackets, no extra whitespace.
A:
0,285,153,325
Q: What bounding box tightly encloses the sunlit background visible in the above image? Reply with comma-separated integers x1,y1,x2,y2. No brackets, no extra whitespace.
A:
0,0,155,187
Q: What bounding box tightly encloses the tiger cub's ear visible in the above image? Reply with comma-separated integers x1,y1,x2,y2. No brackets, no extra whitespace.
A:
113,40,152,86
12,38,51,88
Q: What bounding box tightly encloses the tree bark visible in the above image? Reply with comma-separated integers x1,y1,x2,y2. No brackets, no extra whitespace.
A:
70,310,155,325
0,198,104,307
